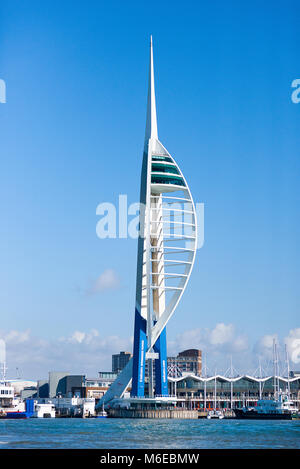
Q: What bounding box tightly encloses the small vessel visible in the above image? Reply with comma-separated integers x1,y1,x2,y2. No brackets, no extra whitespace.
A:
0,350,40,419
207,410,224,419
33,402,56,418
206,372,224,419
0,383,34,419
235,341,295,420
235,392,294,420
95,403,108,418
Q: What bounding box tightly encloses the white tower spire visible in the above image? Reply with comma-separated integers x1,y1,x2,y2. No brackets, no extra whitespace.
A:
98,37,197,406
145,35,158,142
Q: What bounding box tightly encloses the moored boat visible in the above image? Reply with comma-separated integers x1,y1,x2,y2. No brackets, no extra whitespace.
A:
207,410,224,419
234,392,294,420
0,383,34,419
95,403,108,418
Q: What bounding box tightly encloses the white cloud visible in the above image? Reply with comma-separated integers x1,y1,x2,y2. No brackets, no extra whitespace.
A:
209,323,234,345
169,323,248,354
168,328,204,353
66,329,99,344
168,323,249,373
0,329,132,380
87,269,120,294
69,331,86,344
1,324,298,381
0,339,5,363
285,328,300,364
233,335,248,352
4,329,31,344
253,333,278,361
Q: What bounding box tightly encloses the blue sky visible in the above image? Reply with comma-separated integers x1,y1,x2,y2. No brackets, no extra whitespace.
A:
0,1,299,378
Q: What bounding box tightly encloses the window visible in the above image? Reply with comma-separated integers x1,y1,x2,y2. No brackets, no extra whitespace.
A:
152,163,179,175
152,155,173,163
151,174,185,187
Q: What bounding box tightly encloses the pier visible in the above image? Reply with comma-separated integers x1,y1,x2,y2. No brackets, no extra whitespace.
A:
108,408,198,419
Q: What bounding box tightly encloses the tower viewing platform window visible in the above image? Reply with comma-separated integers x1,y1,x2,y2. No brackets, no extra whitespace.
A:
151,174,186,187
152,163,180,175
152,155,173,163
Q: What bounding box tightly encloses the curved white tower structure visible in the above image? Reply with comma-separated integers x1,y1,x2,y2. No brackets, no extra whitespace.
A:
99,37,197,404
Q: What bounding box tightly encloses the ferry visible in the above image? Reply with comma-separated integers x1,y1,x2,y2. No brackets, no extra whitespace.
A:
234,392,294,420
0,383,34,419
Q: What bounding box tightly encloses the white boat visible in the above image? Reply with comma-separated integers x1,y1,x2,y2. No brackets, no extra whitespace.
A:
0,383,32,419
0,383,55,419
206,372,224,419
235,391,295,420
236,342,296,420
33,402,56,418
96,409,108,418
95,403,108,418
207,410,224,419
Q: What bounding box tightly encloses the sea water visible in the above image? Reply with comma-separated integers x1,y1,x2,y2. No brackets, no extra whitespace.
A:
0,419,299,449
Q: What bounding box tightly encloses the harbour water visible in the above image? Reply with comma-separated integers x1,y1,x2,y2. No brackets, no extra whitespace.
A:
0,419,299,449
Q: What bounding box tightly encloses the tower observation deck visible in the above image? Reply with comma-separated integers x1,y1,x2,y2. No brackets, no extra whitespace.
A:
99,37,197,405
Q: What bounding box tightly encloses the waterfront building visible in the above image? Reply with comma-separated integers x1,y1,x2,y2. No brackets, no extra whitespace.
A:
63,375,85,397
20,386,37,399
52,397,95,417
100,37,197,405
85,372,118,399
168,349,202,377
112,351,132,374
168,373,300,410
37,379,49,398
4,379,37,396
98,372,118,382
36,397,95,417
36,371,117,400
48,371,69,398
39,373,85,398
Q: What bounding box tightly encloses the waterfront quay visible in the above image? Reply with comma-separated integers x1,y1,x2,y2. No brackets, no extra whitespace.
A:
9,369,300,418
106,396,198,419
109,408,198,419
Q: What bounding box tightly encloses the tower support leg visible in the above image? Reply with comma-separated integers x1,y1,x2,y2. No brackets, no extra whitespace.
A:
131,309,147,397
154,327,168,396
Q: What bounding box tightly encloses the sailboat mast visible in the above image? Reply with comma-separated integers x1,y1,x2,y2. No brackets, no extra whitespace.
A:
203,353,207,410
273,339,277,400
285,344,290,398
0,340,6,384
259,358,262,400
230,356,233,409
214,370,217,411
276,343,280,398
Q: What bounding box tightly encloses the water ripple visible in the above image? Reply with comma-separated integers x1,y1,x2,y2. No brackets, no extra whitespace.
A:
0,419,299,449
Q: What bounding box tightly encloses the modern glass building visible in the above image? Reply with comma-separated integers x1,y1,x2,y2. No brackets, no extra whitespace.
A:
112,352,132,375
168,374,300,410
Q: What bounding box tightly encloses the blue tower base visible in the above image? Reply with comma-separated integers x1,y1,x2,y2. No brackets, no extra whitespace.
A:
131,309,168,397
131,309,147,397
154,326,168,396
